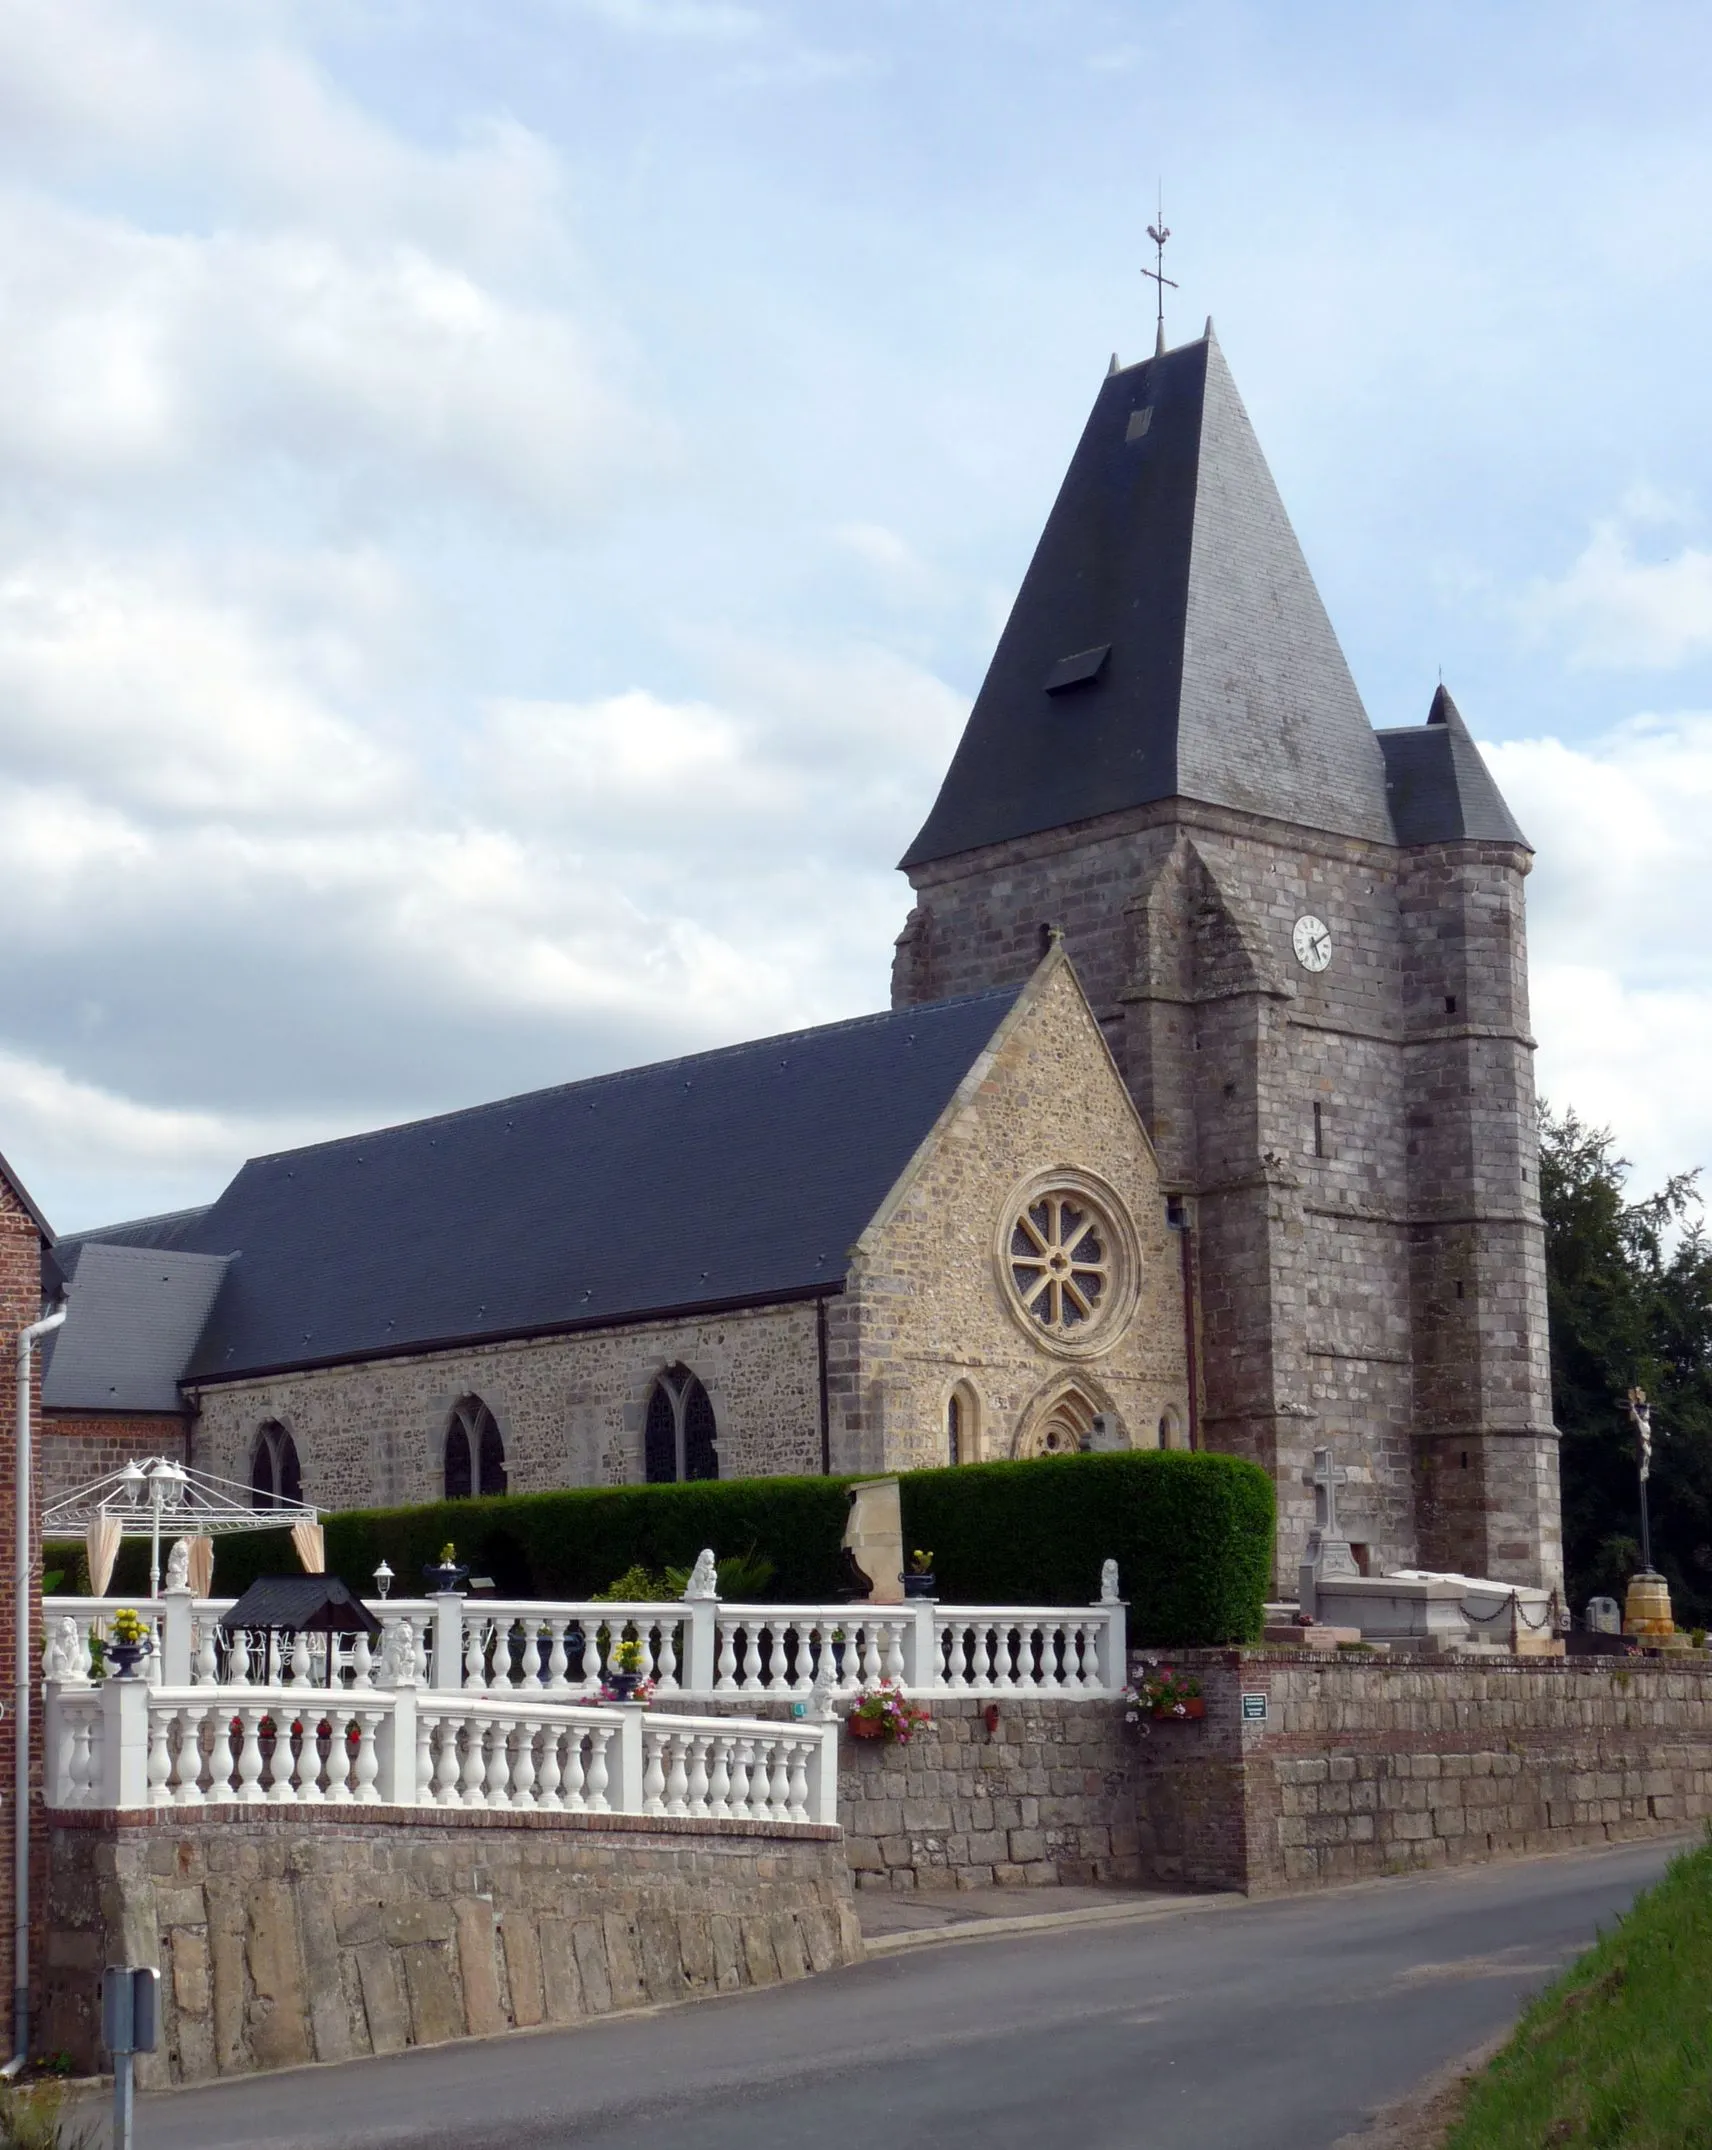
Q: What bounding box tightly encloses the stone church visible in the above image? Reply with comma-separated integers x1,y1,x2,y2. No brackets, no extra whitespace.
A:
34,323,1560,1592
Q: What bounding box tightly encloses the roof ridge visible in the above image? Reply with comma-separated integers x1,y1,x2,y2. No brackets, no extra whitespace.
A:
236,983,1025,1170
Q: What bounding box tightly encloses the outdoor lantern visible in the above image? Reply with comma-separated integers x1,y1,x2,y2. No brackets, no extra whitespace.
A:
373,1560,393,1601
119,1461,147,1507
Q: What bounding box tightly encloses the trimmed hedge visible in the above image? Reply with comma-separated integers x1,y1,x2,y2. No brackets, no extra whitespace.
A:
45,1449,1274,1647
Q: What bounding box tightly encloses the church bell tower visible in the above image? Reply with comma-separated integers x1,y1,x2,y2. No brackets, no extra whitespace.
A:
893,324,1561,1593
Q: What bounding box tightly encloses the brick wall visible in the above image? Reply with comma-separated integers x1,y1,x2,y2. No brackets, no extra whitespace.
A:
40,1413,188,1512
45,1805,859,2085
0,1172,45,2054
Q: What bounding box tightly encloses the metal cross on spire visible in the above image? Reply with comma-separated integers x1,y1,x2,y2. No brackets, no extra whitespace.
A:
1142,190,1177,357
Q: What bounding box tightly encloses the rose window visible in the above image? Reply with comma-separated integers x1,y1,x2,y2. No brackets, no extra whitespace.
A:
1008,1193,1111,1334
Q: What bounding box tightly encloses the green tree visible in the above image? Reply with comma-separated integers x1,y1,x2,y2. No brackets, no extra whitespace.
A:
1540,1105,1712,1627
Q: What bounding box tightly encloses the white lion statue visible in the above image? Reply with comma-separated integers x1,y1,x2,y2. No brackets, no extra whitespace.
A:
683,1549,720,1602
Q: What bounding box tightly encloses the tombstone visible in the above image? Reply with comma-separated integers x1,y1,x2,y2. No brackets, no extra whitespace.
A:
1296,1446,1361,1621
1585,1596,1622,1636
842,1478,904,1605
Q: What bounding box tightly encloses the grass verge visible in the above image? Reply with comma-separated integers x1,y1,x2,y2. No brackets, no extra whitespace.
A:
1445,1834,1712,2150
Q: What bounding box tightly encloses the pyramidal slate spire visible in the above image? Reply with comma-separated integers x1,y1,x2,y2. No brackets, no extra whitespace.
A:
901,327,1396,867
1376,685,1530,848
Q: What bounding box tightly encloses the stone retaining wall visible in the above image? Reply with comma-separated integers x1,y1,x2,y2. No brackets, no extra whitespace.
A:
44,1806,858,2086
1132,1652,1712,1894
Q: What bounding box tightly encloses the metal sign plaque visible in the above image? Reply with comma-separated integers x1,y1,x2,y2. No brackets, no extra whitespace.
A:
1239,1691,1269,1723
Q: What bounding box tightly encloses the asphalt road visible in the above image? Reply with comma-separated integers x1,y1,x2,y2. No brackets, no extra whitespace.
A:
141,1837,1684,2150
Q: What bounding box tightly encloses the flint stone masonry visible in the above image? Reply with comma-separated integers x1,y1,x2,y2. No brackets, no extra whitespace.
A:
189,957,1189,1510
44,1806,859,2085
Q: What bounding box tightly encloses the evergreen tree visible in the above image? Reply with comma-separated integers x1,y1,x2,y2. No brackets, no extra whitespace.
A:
1540,1105,1712,1629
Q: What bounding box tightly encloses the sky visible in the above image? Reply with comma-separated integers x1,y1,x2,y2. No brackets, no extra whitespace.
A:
3,0,1712,1232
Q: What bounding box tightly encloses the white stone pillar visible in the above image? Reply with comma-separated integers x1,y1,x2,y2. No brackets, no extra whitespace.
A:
1092,1599,1127,1693
100,1675,152,1808
682,1599,718,1695
606,1704,646,1813
899,1602,937,1692
375,1688,417,1805
158,1587,195,1686
431,1592,464,1692
805,1721,840,1827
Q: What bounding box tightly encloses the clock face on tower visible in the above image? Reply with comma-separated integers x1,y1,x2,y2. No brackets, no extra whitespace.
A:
1292,915,1332,973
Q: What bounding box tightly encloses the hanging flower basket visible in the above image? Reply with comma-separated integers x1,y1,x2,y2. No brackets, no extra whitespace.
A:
1123,1666,1204,1726
848,1715,890,1741
845,1680,932,1745
1151,1697,1206,1722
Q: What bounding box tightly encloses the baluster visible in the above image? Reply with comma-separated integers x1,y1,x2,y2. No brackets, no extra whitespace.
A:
736,1625,761,1694
663,1733,689,1817
288,1632,311,1686
684,1735,709,1818
546,1623,570,1692
993,1624,1015,1691
705,1736,731,1820
144,1632,163,1689
715,1622,739,1692
641,1729,667,1815
75,1621,95,1681
788,1623,814,1694
581,1625,606,1696
526,1627,547,1689
726,1737,753,1819
508,1722,538,1808
296,1709,326,1803
583,1727,611,1813
483,1717,512,1807
414,1711,434,1806
352,1711,383,1803
559,1729,587,1812
858,1625,881,1686
464,1623,486,1693
767,1739,791,1822
193,1621,219,1686
266,1710,297,1803
785,1739,810,1824
882,1621,906,1684
1074,1621,1096,1690
490,1624,515,1696
326,1713,357,1804
205,1711,236,1802
351,1632,374,1689
936,1623,959,1691
235,1706,267,1803
460,1717,488,1807
536,1724,563,1810
227,1630,251,1687
432,1712,462,1806
171,1706,203,1805
146,1708,173,1805
654,1621,678,1692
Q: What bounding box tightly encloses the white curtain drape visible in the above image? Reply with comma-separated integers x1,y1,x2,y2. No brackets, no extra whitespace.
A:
185,1535,215,1597
290,1520,325,1574
85,1513,121,1598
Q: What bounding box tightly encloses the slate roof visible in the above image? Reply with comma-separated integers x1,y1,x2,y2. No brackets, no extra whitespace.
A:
111,985,1023,1383
59,1205,215,1255
40,1242,231,1414
218,1576,381,1637
1376,687,1530,849
902,327,1396,869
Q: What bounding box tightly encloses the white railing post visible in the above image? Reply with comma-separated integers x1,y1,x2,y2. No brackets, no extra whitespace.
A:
682,1599,718,1695
44,1681,76,1806
431,1592,464,1692
899,1602,937,1692
100,1677,152,1808
806,1721,839,1827
376,1688,416,1805
606,1705,645,1812
1092,1598,1127,1693
159,1587,195,1686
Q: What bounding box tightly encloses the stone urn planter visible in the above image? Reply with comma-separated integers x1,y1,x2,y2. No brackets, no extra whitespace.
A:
423,1561,469,1594
605,1671,642,1703
106,1641,149,1679
902,1573,937,1601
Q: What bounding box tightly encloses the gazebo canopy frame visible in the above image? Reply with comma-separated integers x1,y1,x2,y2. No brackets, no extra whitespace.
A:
43,1458,322,1598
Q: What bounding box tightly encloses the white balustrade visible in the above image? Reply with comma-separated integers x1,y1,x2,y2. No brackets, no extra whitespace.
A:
46,1582,1127,1712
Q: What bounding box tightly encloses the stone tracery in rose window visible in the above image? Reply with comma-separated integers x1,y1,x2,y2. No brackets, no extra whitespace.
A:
1008,1192,1111,1335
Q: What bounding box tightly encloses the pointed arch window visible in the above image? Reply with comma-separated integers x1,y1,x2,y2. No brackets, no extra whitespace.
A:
444,1397,507,1500
250,1421,302,1509
643,1366,719,1484
946,1382,979,1466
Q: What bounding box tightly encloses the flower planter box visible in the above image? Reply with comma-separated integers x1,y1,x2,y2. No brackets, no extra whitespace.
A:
847,1716,890,1741
1151,1698,1206,1722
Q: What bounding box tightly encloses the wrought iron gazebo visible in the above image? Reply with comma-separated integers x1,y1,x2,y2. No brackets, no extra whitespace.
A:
42,1458,322,1598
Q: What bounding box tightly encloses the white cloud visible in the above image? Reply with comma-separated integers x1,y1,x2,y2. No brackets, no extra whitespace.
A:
1486,715,1712,1194
1516,496,1712,670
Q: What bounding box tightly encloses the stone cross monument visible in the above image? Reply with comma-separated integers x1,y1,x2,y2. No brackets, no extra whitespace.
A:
1297,1446,1361,1621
